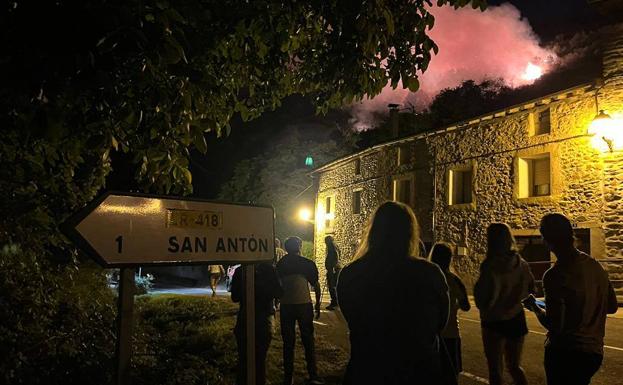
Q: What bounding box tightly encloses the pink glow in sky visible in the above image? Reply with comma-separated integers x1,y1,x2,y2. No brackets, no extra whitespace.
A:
350,3,558,130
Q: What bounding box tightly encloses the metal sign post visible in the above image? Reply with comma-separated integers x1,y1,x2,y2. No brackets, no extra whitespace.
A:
63,192,274,385
115,268,135,385
244,265,256,385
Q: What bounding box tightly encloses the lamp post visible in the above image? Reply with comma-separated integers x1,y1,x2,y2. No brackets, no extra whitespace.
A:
589,84,621,152
298,207,313,222
590,110,616,152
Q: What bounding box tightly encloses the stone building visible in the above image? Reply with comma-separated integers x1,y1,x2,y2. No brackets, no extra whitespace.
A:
311,24,623,291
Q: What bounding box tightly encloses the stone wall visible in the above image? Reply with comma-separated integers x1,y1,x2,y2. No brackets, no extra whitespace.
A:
313,139,435,284
314,84,623,291
427,92,607,288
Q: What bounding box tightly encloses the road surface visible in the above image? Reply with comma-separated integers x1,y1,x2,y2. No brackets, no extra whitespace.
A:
314,302,623,385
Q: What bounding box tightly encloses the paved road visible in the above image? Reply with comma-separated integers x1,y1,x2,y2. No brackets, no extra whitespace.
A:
314,303,623,385
150,287,623,384
457,307,623,385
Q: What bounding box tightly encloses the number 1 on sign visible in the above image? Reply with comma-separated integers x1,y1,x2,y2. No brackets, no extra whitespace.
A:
115,235,123,253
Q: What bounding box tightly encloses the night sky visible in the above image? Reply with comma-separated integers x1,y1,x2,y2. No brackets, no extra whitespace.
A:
489,0,601,41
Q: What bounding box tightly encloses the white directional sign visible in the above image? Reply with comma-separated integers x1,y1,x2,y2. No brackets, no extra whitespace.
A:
63,192,275,266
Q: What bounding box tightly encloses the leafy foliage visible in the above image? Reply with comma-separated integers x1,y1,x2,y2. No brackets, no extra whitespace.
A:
218,126,354,240
1,0,486,382
428,79,512,126
356,79,514,147
0,245,117,385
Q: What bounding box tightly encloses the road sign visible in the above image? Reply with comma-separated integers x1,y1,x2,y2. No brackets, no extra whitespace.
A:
63,192,275,267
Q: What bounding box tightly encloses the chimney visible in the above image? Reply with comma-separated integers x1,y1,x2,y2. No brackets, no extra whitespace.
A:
388,103,400,138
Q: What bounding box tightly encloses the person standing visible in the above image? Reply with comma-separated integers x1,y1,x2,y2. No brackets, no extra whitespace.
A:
208,264,225,297
430,242,470,385
524,213,618,385
474,223,534,385
276,237,323,385
337,201,450,385
231,261,282,385
324,236,340,310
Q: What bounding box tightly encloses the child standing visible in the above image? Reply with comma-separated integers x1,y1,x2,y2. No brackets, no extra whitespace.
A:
430,242,471,385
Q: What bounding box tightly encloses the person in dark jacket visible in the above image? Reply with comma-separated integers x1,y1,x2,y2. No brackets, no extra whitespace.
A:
231,262,282,385
337,201,450,385
430,242,470,385
474,223,535,385
324,236,340,310
525,213,618,385
276,236,324,385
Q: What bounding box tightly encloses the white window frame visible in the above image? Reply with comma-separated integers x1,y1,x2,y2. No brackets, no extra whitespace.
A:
352,188,363,215
448,166,475,206
324,195,336,232
392,174,414,206
517,153,551,198
529,107,552,136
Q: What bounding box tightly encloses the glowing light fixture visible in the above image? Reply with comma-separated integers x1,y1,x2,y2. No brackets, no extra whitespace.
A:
305,155,313,167
589,109,622,152
298,207,312,222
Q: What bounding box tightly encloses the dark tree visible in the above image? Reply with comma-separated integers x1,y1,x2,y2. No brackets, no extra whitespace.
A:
0,1,487,383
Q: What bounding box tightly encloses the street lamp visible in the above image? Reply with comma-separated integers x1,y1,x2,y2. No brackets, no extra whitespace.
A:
298,207,313,222
589,84,622,152
589,110,622,152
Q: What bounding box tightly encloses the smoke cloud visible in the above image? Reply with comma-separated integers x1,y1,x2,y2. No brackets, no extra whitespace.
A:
350,3,559,130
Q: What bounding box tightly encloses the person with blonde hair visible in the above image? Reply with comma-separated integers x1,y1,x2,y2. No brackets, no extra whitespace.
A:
337,201,449,385
474,223,535,385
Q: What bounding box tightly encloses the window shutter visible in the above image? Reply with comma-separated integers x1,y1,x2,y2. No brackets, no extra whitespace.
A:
462,171,473,203
450,170,472,204
532,157,550,196
537,109,551,135
353,190,361,214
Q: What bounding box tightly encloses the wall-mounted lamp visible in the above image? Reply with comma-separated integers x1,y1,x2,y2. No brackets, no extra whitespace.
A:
590,110,615,152
297,207,313,222
589,85,621,152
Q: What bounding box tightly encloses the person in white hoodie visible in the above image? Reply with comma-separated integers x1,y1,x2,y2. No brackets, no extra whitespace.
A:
474,223,535,385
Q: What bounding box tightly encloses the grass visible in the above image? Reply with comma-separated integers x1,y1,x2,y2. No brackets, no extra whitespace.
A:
133,294,349,385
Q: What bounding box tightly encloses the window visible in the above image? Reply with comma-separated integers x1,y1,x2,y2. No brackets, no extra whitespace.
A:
516,235,550,294
574,228,591,255
354,158,361,175
518,154,551,198
324,196,335,230
531,108,551,136
397,145,411,166
448,169,473,205
392,177,413,206
352,189,362,214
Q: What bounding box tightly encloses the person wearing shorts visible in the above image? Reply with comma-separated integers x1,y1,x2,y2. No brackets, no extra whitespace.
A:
475,223,535,385
208,264,225,297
